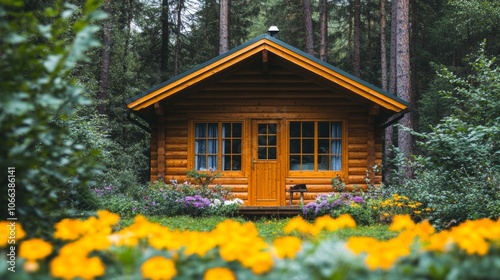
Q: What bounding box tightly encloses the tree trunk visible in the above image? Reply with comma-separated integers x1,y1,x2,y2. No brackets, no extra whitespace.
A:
160,0,169,79
219,0,229,54
98,0,112,115
319,0,327,61
396,0,413,177
303,0,314,56
353,0,361,77
380,0,387,91
384,0,397,183
389,0,397,95
174,0,183,75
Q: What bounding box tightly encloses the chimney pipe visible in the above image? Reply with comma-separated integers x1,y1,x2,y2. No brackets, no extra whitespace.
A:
268,26,279,37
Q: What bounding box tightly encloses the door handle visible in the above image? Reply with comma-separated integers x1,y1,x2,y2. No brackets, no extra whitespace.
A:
252,158,256,170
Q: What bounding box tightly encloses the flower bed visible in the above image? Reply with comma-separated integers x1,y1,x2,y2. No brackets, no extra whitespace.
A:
1,211,500,279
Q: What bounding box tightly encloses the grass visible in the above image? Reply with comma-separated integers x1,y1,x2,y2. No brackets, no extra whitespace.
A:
118,215,397,241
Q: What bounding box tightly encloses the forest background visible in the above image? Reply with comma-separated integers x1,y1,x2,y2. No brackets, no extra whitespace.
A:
1,0,499,234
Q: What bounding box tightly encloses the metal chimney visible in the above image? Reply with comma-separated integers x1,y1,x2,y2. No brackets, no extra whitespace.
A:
268,26,279,37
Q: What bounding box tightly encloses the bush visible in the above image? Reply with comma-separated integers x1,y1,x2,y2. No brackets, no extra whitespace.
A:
386,45,500,227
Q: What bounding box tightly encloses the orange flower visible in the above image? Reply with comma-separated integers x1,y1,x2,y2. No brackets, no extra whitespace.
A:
141,256,177,280
0,221,26,247
204,267,235,280
19,238,52,261
273,236,302,258
389,215,415,232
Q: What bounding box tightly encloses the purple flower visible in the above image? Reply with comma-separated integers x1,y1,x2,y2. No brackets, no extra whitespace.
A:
351,196,365,204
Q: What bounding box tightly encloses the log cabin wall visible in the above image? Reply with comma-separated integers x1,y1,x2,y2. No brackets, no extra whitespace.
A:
149,60,384,205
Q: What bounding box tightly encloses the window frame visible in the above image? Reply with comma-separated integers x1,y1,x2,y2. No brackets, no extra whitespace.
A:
287,120,347,176
190,121,245,174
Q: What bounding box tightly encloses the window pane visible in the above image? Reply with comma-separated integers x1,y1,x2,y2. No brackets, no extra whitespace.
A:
258,124,267,134
258,147,266,159
233,123,242,137
195,124,206,137
268,124,276,134
208,123,218,137
232,140,241,153
290,122,300,137
318,139,329,154
268,147,276,159
303,139,314,153
290,139,300,153
318,122,329,137
232,155,241,170
302,122,314,137
258,136,266,145
196,140,206,153
290,156,300,170
303,155,314,170
196,155,206,170
223,155,231,170
224,140,231,153
268,136,276,145
223,123,231,137
208,140,217,153
208,156,217,170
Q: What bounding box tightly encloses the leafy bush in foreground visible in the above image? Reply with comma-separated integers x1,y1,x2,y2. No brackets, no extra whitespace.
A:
2,211,500,279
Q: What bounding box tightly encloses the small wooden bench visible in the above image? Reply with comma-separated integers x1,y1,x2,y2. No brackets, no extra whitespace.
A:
287,184,308,205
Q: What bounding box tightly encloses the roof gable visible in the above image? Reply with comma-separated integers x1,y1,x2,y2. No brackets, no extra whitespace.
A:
126,34,408,113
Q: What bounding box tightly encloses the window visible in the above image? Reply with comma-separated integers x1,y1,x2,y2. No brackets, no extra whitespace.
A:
289,121,342,171
194,122,242,171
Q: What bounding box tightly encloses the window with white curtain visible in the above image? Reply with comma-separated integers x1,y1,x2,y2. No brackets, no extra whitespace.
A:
289,121,342,171
194,122,242,171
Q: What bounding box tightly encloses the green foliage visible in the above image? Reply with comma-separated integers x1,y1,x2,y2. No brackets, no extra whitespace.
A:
388,46,500,226
0,0,104,232
186,168,222,187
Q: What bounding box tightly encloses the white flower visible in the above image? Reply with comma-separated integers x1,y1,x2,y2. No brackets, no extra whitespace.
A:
212,199,222,206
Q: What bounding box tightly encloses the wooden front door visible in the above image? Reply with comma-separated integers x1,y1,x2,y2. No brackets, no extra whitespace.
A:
250,120,282,206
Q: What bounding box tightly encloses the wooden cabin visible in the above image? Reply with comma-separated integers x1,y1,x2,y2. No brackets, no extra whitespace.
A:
126,34,408,206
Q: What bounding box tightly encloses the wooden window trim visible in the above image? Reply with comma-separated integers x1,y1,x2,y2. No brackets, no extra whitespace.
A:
189,120,245,176
286,120,348,178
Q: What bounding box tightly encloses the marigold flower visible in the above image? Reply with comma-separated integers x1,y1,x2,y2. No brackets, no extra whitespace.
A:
54,218,85,240
273,236,302,258
51,254,105,280
204,267,235,280
389,215,415,232
141,256,177,280
19,238,52,261
0,221,26,247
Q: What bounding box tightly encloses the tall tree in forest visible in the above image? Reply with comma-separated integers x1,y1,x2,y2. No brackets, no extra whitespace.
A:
219,0,229,54
380,0,387,90
160,0,169,79
98,0,112,115
396,0,413,176
303,0,314,56
353,0,361,77
319,0,328,61
174,0,184,75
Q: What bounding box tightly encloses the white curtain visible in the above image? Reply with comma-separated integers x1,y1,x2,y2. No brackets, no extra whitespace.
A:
331,123,342,170
195,123,218,170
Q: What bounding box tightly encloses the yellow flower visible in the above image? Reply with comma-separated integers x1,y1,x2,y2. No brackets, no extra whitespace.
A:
96,210,120,227
273,236,302,258
241,251,274,274
0,221,26,247
389,215,415,232
141,256,177,280
54,218,85,240
423,230,452,252
284,216,319,236
19,238,52,261
204,267,235,280
50,254,105,280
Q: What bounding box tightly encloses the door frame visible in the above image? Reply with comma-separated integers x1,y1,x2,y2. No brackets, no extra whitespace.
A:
249,119,285,206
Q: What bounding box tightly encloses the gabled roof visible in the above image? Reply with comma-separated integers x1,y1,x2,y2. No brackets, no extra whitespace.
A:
126,34,408,113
